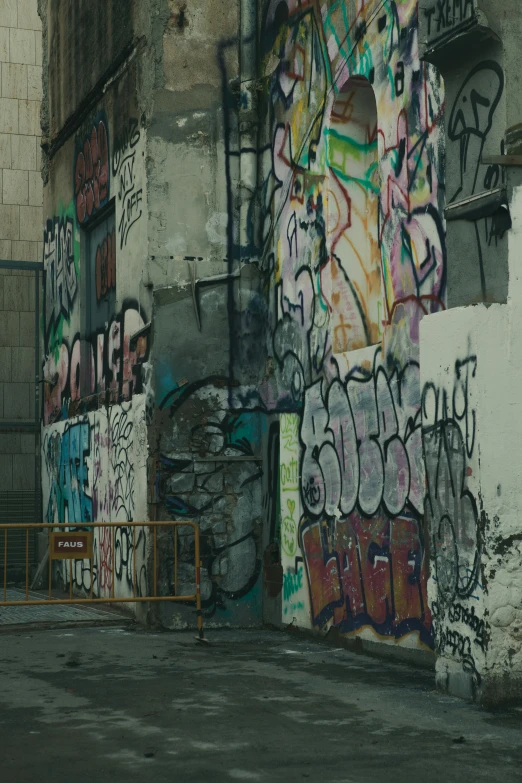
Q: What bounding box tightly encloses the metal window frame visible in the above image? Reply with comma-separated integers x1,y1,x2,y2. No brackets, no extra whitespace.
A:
0,259,43,531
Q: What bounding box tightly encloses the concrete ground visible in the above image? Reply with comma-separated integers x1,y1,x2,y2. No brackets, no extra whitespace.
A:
0,588,132,629
1,626,522,782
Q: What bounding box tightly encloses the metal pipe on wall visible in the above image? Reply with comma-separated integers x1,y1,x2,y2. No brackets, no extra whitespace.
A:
239,0,259,261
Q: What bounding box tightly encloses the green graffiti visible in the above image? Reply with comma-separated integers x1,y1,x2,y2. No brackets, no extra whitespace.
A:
43,200,80,360
283,567,303,602
281,498,298,557
326,128,379,192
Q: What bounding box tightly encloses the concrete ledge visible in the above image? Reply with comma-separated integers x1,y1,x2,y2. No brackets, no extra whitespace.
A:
436,667,477,702
282,624,436,671
480,673,522,708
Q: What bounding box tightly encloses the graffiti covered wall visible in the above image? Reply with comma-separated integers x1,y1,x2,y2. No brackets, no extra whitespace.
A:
419,0,509,310
416,0,522,704
261,0,446,650
41,0,446,640
143,0,272,628
421,328,486,695
152,387,265,626
41,34,151,615
39,0,522,701
42,106,149,425
42,396,149,598
41,0,271,628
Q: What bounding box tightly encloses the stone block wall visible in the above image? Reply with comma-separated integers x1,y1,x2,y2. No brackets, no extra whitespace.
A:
0,266,36,492
0,0,42,504
0,0,42,263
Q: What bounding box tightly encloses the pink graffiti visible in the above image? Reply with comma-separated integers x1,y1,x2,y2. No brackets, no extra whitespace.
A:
98,526,113,593
43,306,148,425
74,118,109,225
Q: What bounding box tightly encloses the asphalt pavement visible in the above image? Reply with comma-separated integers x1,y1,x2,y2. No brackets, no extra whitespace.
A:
1,625,521,782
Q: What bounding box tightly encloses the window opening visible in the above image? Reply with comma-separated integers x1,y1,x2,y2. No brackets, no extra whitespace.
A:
325,76,382,353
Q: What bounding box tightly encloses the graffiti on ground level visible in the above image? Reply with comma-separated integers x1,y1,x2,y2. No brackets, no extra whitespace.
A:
259,0,447,645
300,511,432,645
43,400,148,599
422,354,480,603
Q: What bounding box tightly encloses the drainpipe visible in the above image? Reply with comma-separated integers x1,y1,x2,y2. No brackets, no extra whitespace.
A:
239,0,258,261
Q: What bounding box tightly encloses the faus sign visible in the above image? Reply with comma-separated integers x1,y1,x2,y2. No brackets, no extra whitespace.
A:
50,531,93,560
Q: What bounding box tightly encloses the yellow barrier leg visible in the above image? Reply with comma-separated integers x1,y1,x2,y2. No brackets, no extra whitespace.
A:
194,526,205,642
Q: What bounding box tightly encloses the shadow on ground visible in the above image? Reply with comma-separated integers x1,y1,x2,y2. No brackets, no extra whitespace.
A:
0,627,521,782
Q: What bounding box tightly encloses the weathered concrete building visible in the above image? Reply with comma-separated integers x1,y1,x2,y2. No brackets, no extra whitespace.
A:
39,0,522,705
40,0,262,622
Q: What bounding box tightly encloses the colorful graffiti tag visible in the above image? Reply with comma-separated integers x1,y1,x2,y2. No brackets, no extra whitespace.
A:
43,204,80,356
95,226,116,302
74,113,110,225
423,350,486,681
261,0,446,647
43,301,149,425
42,400,148,598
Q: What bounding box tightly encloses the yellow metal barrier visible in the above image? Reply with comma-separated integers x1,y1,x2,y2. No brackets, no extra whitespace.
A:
0,521,204,640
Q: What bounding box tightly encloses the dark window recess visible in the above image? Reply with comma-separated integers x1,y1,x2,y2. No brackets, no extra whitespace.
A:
86,207,116,336
0,493,38,580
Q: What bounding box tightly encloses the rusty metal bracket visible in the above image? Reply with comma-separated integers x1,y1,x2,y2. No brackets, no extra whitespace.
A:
188,259,245,332
482,155,522,166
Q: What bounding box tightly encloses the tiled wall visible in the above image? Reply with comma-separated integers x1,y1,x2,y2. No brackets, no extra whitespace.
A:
0,0,41,495
0,267,36,491
0,0,42,264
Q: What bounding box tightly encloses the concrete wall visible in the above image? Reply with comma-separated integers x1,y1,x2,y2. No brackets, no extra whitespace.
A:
42,395,148,597
39,0,152,410
421,307,485,699
420,0,509,308
39,0,154,613
258,0,444,655
45,0,134,141
39,0,446,637
39,0,266,626
420,260,522,705
37,0,522,697
145,0,269,628
418,0,522,704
